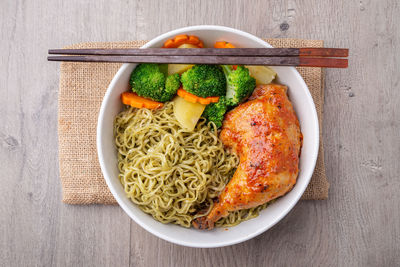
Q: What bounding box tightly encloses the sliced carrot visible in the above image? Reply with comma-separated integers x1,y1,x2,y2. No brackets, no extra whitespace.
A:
214,41,237,69
198,96,219,105
187,35,199,44
214,41,235,49
214,41,227,48
163,34,204,48
174,34,188,43
177,88,219,105
163,39,175,48
121,92,163,109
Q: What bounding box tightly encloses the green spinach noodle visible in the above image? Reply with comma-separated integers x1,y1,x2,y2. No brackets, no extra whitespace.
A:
114,101,267,228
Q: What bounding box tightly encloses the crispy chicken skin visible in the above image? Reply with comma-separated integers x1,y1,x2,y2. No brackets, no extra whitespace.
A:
193,84,302,230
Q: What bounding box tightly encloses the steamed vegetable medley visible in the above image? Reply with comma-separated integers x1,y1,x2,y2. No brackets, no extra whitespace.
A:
121,35,277,131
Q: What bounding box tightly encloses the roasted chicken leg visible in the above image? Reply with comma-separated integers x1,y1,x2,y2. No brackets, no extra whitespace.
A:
193,84,302,230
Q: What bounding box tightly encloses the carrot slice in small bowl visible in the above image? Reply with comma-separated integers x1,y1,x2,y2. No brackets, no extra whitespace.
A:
163,34,204,48
121,92,163,109
177,88,219,105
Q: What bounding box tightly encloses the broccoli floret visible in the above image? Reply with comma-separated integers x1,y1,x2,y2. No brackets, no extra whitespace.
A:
129,63,180,102
181,64,226,98
221,65,256,106
130,64,165,100
160,73,180,102
203,96,228,128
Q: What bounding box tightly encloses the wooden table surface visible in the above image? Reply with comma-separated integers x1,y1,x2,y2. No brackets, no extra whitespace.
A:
1,0,399,266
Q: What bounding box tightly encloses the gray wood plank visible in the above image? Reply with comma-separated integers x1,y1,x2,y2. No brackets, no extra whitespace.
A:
0,0,399,266
0,1,135,266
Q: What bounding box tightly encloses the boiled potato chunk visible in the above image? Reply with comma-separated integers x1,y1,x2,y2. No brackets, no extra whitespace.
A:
167,43,198,75
177,43,200,49
246,66,277,85
167,64,194,75
173,95,206,131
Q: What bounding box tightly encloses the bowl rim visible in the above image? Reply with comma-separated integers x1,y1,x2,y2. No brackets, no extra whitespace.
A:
97,25,319,248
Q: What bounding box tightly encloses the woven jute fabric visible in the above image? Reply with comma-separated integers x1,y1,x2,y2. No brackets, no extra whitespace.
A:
58,38,329,205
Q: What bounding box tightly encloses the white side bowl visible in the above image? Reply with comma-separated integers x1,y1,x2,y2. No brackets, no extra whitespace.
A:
97,25,319,248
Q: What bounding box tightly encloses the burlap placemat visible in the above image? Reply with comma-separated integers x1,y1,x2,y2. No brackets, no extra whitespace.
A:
58,38,329,204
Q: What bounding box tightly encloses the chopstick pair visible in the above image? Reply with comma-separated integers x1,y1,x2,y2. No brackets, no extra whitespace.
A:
48,47,349,68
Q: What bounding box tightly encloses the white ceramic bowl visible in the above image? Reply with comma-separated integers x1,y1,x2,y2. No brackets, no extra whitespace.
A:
97,25,319,248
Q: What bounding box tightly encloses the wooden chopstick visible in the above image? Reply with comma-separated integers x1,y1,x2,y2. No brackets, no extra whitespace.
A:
47,55,348,68
48,47,349,68
48,48,349,57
